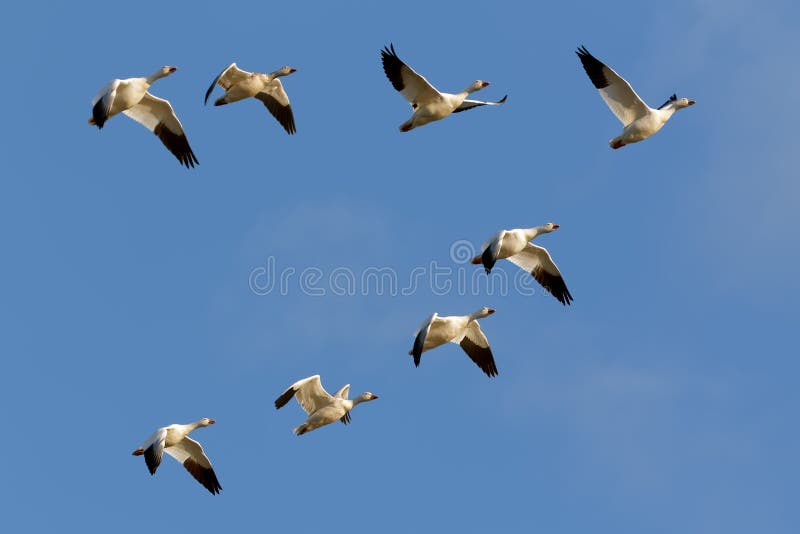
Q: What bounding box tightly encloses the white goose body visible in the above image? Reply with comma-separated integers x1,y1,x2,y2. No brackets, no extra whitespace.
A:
88,66,198,168
205,63,297,134
274,375,378,435
410,307,498,377
576,46,695,149
132,418,221,495
381,44,506,132
471,223,573,306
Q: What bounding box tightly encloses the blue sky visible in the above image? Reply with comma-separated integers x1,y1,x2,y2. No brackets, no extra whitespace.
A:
2,0,798,532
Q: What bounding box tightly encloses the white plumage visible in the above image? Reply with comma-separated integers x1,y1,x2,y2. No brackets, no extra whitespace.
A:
132,418,221,495
410,307,498,377
88,66,198,168
471,223,573,306
381,44,506,132
205,63,297,134
576,46,695,149
274,375,379,435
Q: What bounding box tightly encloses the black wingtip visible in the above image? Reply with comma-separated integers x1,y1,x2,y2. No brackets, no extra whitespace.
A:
575,45,609,90
275,387,296,409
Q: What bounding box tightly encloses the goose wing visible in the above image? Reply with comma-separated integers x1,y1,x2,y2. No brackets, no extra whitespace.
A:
576,46,650,126
506,243,573,305
381,44,442,108
90,79,120,128
138,427,167,475
204,63,252,104
409,312,437,367
454,321,498,377
453,95,508,113
122,92,199,168
481,231,505,273
254,79,296,134
164,437,222,495
274,374,333,414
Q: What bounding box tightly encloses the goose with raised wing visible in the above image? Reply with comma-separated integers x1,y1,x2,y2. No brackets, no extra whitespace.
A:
576,46,695,149
410,307,498,377
88,66,198,168
205,63,297,134
470,223,573,306
381,44,506,132
132,418,221,495
275,375,378,435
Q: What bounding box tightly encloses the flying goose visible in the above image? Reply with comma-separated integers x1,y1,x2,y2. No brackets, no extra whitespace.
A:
88,66,199,168
576,46,695,149
381,44,506,132
275,375,379,435
471,223,573,306
132,418,221,495
205,63,297,134
410,307,498,377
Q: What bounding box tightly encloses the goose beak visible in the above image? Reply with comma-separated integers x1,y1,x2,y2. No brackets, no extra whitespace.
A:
168,67,177,73
290,68,297,73
481,81,490,87
687,100,696,106
487,308,496,315
208,419,216,425
132,448,144,456
372,394,379,399
552,224,560,229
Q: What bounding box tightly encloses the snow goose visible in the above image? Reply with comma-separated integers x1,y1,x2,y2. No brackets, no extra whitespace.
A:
381,44,507,132
88,66,198,168
576,46,695,149
275,375,379,435
132,418,221,495
471,223,573,306
410,307,498,377
205,63,297,134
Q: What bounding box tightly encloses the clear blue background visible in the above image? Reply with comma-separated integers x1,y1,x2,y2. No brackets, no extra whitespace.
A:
2,1,798,532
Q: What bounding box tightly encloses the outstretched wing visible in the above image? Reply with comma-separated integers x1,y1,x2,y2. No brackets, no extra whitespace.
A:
274,375,333,415
204,63,252,104
456,321,498,377
453,95,507,113
122,93,199,168
409,312,437,367
576,46,650,126
139,427,167,475
91,79,120,129
164,437,222,495
381,43,442,108
254,79,296,134
506,243,573,305
481,231,505,274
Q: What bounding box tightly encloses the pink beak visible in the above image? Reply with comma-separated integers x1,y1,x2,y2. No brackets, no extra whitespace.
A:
487,308,496,314
481,81,490,87
552,224,560,229
687,100,696,105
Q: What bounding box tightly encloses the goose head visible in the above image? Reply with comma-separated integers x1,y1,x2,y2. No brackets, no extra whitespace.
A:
475,306,496,318
277,66,297,76
197,417,216,427
355,392,379,404
541,222,560,233
659,94,695,110
464,80,490,94
148,66,177,83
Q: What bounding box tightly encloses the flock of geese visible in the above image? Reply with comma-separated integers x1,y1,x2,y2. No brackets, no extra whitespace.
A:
97,44,696,494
